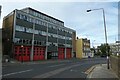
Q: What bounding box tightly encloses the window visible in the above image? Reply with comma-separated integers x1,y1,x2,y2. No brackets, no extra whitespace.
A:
23,39,25,44
39,20,42,25
36,41,39,45
27,16,30,22
48,33,51,36
23,15,27,20
29,17,32,22
39,41,41,45
34,30,39,34
15,25,25,32
19,14,23,19
43,22,45,26
29,10,33,15
44,22,47,26
30,40,32,44
35,19,39,24
41,21,43,25
19,39,23,44
44,16,47,20
16,13,20,18
34,40,37,44
42,31,47,36
26,40,29,44
14,38,20,43
26,28,33,33
48,24,51,28
38,31,42,35
35,12,38,16
42,15,45,20
41,14,43,19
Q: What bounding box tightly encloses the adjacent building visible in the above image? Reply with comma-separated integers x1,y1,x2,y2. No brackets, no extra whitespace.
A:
2,7,76,61
109,41,120,56
90,48,94,57
76,38,91,58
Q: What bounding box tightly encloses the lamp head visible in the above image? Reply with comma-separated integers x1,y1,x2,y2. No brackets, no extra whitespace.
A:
87,9,92,12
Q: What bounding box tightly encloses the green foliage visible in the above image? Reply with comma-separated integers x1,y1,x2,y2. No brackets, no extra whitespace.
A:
99,44,110,56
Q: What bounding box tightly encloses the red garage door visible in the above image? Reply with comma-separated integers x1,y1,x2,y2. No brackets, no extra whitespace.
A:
14,46,30,62
66,48,72,59
15,46,45,61
33,47,39,61
33,46,45,61
37,46,45,60
58,48,65,59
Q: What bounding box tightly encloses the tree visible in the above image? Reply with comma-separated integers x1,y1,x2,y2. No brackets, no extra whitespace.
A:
99,44,110,56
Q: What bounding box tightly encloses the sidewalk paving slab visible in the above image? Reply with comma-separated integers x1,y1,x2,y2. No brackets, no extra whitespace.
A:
87,64,119,80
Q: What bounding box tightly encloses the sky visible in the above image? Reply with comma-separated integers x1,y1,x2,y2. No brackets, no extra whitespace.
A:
0,0,119,47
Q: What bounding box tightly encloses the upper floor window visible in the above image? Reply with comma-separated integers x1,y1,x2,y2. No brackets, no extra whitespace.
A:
42,31,47,36
15,25,25,32
16,13,20,18
14,38,20,43
26,27,33,33
34,30,39,34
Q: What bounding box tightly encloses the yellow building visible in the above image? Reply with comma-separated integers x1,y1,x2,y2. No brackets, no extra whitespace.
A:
76,38,91,58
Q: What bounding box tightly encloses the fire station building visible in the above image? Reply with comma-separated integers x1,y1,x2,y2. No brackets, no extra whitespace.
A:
2,7,76,61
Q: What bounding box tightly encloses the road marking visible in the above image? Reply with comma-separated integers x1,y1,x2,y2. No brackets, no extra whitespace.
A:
33,63,82,78
48,64,65,68
85,66,96,74
3,69,32,77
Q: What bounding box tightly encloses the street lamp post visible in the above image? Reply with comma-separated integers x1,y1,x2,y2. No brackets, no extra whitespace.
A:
87,8,109,69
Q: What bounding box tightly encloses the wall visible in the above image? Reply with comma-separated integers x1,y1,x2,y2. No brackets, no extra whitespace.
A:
2,11,14,57
110,56,120,78
76,39,82,58
72,32,76,53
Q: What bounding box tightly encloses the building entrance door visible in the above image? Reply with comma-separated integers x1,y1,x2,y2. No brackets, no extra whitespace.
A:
47,52,52,59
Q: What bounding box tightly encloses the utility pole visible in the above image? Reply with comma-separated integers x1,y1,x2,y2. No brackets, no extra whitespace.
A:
87,8,109,69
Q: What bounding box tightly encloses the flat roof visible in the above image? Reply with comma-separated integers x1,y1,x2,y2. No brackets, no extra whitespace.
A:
21,7,64,24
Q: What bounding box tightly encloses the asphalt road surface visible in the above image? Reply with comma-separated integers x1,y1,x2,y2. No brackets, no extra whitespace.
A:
2,57,106,79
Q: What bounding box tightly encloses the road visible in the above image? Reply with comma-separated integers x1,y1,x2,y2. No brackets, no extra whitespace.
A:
2,57,106,79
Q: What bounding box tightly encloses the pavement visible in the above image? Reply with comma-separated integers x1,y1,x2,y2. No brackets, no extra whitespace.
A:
87,64,119,80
